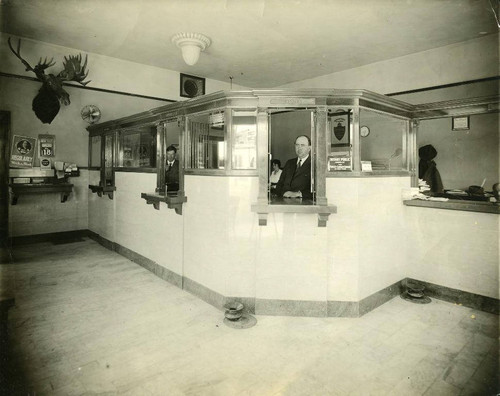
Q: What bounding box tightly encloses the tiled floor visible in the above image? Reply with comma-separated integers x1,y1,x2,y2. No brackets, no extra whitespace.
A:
1,238,498,395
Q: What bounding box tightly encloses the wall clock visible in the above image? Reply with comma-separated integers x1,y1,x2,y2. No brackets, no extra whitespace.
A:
81,105,101,124
360,126,370,137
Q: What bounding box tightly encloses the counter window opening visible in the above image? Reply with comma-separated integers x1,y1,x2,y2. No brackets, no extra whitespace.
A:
158,118,182,195
268,108,316,204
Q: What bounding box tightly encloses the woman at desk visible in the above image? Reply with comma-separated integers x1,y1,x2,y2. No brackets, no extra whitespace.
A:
269,159,282,192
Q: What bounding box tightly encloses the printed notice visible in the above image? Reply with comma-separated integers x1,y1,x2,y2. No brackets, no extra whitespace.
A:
10,135,37,168
39,134,55,157
328,152,351,171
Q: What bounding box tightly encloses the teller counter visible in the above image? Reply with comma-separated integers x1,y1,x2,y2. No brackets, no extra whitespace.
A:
85,89,499,317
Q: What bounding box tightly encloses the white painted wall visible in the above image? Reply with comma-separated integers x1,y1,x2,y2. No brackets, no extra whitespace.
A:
405,206,499,299
279,34,499,94
2,33,244,237
326,177,411,301
183,175,258,298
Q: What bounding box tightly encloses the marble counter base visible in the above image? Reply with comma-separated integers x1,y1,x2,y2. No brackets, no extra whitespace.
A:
409,278,499,315
33,230,498,318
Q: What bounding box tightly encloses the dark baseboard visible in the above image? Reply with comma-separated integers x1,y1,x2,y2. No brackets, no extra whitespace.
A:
14,230,500,317
10,230,90,246
407,278,499,315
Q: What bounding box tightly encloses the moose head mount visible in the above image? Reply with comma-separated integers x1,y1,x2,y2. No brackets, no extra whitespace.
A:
8,37,91,124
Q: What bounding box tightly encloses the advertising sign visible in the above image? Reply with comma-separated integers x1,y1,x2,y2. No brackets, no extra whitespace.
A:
10,135,37,168
39,134,55,157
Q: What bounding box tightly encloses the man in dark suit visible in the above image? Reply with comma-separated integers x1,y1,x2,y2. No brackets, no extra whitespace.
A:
165,145,179,192
275,135,312,200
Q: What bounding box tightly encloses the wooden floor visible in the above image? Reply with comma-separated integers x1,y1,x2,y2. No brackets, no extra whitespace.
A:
1,238,498,395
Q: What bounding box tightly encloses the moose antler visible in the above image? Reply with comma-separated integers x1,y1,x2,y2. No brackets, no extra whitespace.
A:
59,54,91,85
7,37,56,80
7,37,91,124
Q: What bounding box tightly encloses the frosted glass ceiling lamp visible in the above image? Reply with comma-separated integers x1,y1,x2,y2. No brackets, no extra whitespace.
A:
172,33,211,66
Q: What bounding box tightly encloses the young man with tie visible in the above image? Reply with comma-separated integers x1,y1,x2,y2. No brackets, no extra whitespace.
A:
165,145,180,192
275,135,312,200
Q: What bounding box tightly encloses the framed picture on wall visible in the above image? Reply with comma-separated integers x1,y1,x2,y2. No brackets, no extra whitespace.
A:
180,73,205,98
330,111,351,147
9,135,37,168
452,116,470,131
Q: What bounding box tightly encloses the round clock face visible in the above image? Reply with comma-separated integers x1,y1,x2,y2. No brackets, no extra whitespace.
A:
81,105,101,124
360,126,370,137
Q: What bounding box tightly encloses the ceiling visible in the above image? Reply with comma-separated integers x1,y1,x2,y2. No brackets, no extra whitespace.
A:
1,0,498,88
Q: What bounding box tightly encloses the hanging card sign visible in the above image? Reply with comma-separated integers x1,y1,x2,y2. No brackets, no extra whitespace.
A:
328,152,351,171
39,134,55,157
10,135,37,168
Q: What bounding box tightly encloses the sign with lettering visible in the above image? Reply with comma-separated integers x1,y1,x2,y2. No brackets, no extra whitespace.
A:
328,152,351,171
39,134,55,157
9,135,37,168
258,97,316,107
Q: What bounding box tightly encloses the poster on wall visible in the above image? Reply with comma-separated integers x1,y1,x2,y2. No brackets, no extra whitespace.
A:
9,135,37,168
38,134,55,157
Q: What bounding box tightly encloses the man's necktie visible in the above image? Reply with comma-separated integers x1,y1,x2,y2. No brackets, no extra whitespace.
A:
297,159,302,168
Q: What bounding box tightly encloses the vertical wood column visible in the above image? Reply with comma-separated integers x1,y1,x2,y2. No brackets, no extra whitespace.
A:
156,122,166,193
257,109,269,205
177,117,185,197
409,119,419,187
352,106,361,172
315,107,328,206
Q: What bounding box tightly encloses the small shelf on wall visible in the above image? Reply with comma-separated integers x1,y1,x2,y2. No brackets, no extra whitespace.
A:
8,168,74,205
9,183,73,205
140,192,187,214
89,184,116,199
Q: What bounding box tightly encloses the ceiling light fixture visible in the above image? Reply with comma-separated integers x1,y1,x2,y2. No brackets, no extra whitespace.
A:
172,33,211,66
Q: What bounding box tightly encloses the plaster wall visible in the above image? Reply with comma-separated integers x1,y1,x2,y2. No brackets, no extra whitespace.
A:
326,177,411,301
417,113,499,191
183,175,258,298
1,33,240,237
405,206,499,300
279,34,499,94
114,172,183,277
87,170,115,242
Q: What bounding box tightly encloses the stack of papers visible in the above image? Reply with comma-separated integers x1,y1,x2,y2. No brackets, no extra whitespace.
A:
446,189,468,196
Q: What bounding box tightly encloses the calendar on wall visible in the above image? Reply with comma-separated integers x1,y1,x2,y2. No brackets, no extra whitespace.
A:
38,134,55,157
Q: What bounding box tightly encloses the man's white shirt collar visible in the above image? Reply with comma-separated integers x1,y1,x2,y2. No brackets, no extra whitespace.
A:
297,155,309,165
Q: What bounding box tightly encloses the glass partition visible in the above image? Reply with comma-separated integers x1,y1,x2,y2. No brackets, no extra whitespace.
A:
359,109,408,171
104,133,114,186
117,126,157,168
327,109,353,172
186,112,225,169
231,110,257,169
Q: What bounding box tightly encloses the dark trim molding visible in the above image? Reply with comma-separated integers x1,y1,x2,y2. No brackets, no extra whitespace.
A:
387,76,500,97
12,230,499,317
10,229,90,246
0,71,176,103
408,278,499,315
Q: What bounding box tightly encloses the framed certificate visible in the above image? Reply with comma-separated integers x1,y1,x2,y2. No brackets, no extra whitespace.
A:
452,116,470,131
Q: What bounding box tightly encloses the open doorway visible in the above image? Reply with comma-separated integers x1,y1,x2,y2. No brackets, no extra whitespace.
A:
269,109,315,204
0,111,11,262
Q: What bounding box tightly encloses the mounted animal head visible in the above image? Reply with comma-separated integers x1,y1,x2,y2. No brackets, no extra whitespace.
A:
8,37,91,124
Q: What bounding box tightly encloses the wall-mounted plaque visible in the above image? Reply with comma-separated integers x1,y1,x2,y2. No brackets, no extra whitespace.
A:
328,152,351,171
